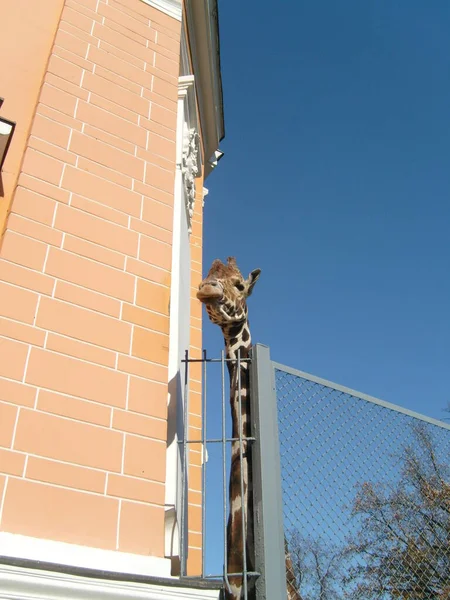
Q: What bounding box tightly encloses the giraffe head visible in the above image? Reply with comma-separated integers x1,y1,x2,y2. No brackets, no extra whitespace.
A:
197,257,261,326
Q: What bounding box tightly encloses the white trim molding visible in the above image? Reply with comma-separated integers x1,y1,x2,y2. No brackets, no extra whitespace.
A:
139,0,181,21
0,533,171,579
0,562,221,600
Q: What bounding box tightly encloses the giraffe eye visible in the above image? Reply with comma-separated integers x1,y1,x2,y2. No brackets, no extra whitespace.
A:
234,282,245,291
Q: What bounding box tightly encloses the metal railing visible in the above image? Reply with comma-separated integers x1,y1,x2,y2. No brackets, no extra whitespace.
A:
274,362,450,599
179,345,287,599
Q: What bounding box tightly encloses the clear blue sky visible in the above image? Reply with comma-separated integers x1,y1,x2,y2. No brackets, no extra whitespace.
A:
202,0,450,422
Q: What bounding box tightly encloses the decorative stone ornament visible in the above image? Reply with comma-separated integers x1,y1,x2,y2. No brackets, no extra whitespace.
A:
181,128,200,232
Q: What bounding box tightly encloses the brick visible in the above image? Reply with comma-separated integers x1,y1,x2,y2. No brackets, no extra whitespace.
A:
7,214,62,248
95,65,142,96
132,327,168,366
118,500,164,556
147,132,175,161
1,231,47,272
0,261,54,296
21,147,64,187
37,389,111,427
0,281,38,325
98,38,144,73
36,104,82,134
124,434,165,481
155,30,180,55
70,131,144,180
56,203,138,257
154,52,178,77
82,71,149,118
54,281,120,318
139,235,171,271
97,2,153,42
0,317,45,347
144,163,174,194
65,0,102,24
109,0,154,23
70,194,129,228
90,91,139,125
61,5,95,33
45,72,89,102
37,297,131,353
141,197,173,231
26,456,106,493
39,83,77,118
26,347,128,407
93,22,154,67
127,377,166,419
152,77,176,101
0,402,18,448
113,409,166,440
62,166,141,217
54,27,90,58
31,114,71,149
126,258,169,284
53,45,94,72
130,219,171,245
17,172,70,204
145,63,177,86
12,187,56,226
15,408,122,471
59,18,99,45
77,155,133,189
0,448,25,475
87,45,152,90
46,333,117,369
117,355,167,382
48,54,83,85
133,180,173,206
0,378,36,408
82,125,136,155
135,279,169,314
138,116,175,143
138,148,172,172
188,465,201,490
45,248,135,302
2,478,118,549
108,474,164,505
28,136,77,167
147,38,178,64
63,234,126,270
122,304,168,334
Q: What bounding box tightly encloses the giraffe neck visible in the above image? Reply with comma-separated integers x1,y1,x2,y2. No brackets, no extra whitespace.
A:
221,320,255,600
221,321,302,600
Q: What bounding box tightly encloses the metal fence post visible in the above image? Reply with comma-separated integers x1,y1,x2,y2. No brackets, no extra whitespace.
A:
251,344,287,600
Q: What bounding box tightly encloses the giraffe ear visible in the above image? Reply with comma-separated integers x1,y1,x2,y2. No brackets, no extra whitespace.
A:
246,269,261,296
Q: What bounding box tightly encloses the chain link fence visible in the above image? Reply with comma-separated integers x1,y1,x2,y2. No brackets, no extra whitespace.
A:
274,363,450,600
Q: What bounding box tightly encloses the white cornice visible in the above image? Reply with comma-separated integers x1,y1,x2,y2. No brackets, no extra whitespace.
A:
0,563,221,600
140,0,181,21
185,0,224,178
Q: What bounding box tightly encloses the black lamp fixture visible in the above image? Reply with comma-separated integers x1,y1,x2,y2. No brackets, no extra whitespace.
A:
0,97,16,171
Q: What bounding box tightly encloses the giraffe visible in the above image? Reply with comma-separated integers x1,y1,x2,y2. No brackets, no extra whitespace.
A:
197,257,301,600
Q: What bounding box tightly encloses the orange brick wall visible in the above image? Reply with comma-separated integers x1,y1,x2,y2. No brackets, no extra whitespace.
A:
0,0,184,561
186,176,204,575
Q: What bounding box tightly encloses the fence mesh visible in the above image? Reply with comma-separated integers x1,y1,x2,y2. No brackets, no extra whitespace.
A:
274,366,450,600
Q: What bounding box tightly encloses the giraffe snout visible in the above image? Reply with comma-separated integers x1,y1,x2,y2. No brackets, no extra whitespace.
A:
197,279,223,303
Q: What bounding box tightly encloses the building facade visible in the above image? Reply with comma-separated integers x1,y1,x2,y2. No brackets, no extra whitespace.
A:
0,0,223,596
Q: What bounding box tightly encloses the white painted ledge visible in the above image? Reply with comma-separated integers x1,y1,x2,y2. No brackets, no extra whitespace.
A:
139,0,181,20
0,533,171,578
0,562,221,600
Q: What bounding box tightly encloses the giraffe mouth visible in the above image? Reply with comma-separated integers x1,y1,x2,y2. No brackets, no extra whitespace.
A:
196,284,223,304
